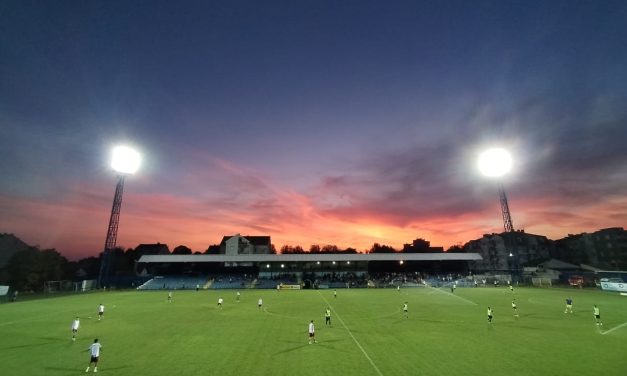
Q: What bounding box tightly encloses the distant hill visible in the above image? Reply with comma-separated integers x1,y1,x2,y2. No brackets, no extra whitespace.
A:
0,233,31,268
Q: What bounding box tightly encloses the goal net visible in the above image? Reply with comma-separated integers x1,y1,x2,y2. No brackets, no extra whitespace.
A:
44,280,73,293
531,277,552,287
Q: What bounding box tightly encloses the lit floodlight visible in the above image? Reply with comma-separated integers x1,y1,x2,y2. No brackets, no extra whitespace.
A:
346,261,350,265
281,264,285,268
266,264,270,268
332,261,336,265
399,260,404,265
316,261,320,265
111,146,141,174
478,148,512,178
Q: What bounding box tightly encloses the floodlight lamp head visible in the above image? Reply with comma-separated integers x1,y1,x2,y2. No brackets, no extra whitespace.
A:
478,148,512,178
111,146,141,174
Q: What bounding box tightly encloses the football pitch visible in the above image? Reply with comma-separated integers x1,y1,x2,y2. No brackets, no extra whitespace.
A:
1,287,626,376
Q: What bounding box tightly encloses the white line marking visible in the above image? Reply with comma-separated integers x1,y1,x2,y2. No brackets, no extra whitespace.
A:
600,321,627,335
318,292,384,376
425,286,478,305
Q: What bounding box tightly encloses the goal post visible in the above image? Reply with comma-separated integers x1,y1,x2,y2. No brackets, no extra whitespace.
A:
531,277,552,287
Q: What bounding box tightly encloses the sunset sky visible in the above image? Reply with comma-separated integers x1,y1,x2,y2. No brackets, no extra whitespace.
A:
1,1,626,260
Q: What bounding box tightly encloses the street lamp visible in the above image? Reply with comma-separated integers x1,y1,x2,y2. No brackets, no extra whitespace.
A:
97,146,141,288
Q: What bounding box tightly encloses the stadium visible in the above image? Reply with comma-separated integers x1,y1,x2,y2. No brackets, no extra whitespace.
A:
2,247,626,376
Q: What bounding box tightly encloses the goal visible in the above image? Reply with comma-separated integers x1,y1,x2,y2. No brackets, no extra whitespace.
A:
531,277,552,287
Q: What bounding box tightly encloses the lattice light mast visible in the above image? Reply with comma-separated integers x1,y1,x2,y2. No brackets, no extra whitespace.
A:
97,146,141,289
499,184,514,233
478,148,514,232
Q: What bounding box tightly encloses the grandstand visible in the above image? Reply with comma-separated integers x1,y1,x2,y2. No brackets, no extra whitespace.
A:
135,253,482,290
137,276,210,290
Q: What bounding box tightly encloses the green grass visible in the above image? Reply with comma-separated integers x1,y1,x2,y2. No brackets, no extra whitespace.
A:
1,287,626,376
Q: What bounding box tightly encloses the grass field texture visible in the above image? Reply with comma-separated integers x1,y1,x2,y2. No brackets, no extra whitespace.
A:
1,287,626,376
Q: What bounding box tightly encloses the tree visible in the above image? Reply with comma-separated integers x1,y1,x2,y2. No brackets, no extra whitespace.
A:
204,244,221,254
446,245,465,253
280,245,305,254
369,243,397,253
309,244,321,253
321,245,340,253
5,247,70,292
172,245,192,255
76,256,100,278
109,247,132,276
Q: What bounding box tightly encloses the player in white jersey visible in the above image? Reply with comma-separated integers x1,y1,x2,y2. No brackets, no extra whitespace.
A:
512,300,519,318
218,297,224,309
168,291,172,302
593,305,603,326
308,320,317,344
403,302,408,318
258,298,263,309
487,307,493,323
86,338,102,372
236,291,241,302
71,317,80,341
97,304,104,321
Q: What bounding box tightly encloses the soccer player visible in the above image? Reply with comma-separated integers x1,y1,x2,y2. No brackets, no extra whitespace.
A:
218,297,223,309
168,291,172,302
487,307,493,323
593,305,603,326
236,291,241,302
97,304,105,321
86,338,102,373
509,285,514,292
565,298,573,314
196,284,199,292
397,285,401,293
308,320,317,344
334,289,337,298
451,284,456,293
71,317,80,341
258,298,263,310
325,308,331,326
403,302,408,318
512,300,519,318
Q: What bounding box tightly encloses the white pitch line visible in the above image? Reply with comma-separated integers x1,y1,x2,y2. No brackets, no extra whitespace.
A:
426,286,478,306
318,292,384,376
600,321,627,335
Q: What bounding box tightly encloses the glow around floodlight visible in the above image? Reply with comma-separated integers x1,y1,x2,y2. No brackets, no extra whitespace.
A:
478,148,512,178
111,146,141,174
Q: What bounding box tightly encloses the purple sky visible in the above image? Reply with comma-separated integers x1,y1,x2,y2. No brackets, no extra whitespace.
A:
1,1,626,260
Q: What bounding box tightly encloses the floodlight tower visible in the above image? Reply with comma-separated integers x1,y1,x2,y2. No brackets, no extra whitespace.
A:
478,148,514,232
97,146,141,289
478,147,520,281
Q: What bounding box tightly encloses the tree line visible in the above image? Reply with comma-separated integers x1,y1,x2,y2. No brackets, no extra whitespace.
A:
0,236,464,292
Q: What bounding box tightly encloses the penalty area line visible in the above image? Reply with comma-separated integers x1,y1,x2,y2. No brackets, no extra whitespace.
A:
318,291,384,376
600,321,627,335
